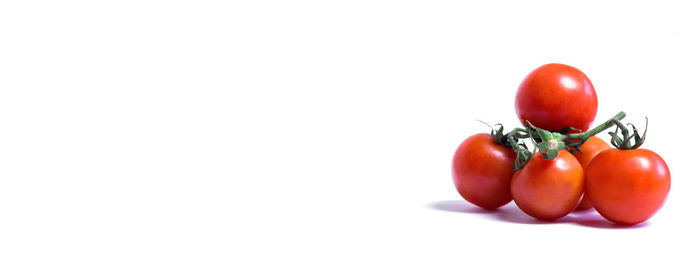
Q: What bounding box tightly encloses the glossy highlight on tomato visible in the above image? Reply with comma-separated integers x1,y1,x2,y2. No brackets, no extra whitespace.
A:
515,63,598,132
452,133,516,209
586,149,671,225
511,152,584,220
572,136,611,210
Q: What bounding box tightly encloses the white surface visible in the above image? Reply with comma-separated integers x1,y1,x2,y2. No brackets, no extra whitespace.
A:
1,1,698,253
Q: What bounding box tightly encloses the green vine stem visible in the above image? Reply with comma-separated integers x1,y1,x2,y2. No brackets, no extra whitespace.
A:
507,127,534,170
566,112,627,140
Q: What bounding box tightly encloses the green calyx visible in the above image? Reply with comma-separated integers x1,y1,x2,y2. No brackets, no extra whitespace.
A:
607,117,648,150
528,121,566,160
477,120,533,170
479,121,509,146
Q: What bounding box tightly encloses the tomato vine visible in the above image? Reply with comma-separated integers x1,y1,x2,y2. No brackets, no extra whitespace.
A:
484,111,649,170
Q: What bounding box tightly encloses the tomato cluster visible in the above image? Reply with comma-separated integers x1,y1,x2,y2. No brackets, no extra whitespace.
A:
452,63,670,225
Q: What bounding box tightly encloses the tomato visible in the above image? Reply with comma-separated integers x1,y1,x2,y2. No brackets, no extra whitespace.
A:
452,133,516,209
515,63,598,132
585,149,671,225
511,151,584,220
572,136,611,210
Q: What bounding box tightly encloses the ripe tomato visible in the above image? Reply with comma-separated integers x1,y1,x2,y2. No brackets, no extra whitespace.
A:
572,136,611,210
511,152,584,220
585,149,671,225
452,133,516,209
515,63,598,132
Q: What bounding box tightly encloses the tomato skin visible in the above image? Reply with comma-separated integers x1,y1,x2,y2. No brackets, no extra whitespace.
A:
586,149,671,225
452,133,516,209
511,152,584,220
572,136,611,210
515,63,598,131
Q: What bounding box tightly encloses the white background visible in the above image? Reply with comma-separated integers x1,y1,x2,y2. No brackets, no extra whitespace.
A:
1,0,698,253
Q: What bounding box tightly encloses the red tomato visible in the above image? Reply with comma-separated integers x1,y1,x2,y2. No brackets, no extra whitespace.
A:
452,133,516,209
515,63,598,131
586,149,671,225
511,152,584,220
572,136,611,210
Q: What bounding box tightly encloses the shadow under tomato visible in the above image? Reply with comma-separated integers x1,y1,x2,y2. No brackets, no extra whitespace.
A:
427,200,501,214
574,217,649,229
427,200,650,229
566,209,650,228
493,203,573,224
